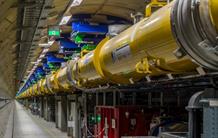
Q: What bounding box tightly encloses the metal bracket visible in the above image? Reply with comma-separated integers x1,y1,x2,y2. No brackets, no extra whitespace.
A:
173,48,186,59
145,76,151,82
167,74,174,80
129,78,134,84
145,0,167,17
198,39,211,49
196,67,206,76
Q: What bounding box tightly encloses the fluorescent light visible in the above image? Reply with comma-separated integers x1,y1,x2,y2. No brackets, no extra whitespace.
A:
39,41,54,48
42,49,49,54
39,43,50,48
70,0,83,7
48,40,54,45
59,16,72,25
37,59,42,62
39,54,45,59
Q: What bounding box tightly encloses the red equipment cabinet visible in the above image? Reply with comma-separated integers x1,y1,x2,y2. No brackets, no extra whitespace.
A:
95,106,155,138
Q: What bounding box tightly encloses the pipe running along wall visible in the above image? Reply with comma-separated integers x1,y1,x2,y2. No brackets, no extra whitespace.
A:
17,0,218,99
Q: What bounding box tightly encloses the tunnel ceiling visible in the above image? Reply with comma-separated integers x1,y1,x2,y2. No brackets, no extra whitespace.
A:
64,0,146,21
0,0,70,98
0,0,146,98
0,0,17,98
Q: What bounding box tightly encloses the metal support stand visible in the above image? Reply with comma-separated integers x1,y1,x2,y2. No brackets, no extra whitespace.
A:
132,93,136,105
67,94,80,138
177,94,181,107
113,91,117,106
187,109,201,138
118,92,123,105
39,96,44,118
55,95,67,131
55,97,58,128
103,92,106,106
25,98,29,108
96,92,99,106
83,94,87,138
44,97,48,121
75,95,80,138
160,92,163,107
148,92,152,107
34,97,36,104
60,96,67,132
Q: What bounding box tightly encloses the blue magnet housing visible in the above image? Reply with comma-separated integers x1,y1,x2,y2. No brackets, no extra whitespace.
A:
59,38,79,49
46,53,65,63
72,22,108,34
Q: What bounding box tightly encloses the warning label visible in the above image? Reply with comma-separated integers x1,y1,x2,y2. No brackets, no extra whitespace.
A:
111,44,131,63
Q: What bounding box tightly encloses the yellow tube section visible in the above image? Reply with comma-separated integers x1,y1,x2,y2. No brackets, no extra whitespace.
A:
71,2,189,86
19,90,26,98
55,66,73,92
47,68,74,93
32,84,38,97
209,0,218,32
38,79,44,95
69,0,218,87
47,72,60,93
37,81,43,96
17,0,218,98
41,79,51,95
71,51,105,87
96,4,193,84
28,86,33,97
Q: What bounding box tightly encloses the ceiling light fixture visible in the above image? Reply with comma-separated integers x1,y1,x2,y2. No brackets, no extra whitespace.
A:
59,15,72,25
70,0,83,7
39,43,50,48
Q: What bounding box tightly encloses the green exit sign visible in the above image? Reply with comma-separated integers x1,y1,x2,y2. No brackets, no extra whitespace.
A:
48,30,60,36
48,26,60,37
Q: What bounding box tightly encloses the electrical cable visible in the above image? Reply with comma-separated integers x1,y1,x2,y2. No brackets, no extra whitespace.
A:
85,124,106,138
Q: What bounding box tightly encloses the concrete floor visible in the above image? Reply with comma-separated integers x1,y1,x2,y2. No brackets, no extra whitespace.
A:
4,101,69,138
0,102,12,138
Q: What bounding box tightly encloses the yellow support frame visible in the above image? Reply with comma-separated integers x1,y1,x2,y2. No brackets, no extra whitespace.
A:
145,0,167,17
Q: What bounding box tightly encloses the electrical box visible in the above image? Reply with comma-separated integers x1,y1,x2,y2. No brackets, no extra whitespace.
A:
95,106,155,138
202,99,218,138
